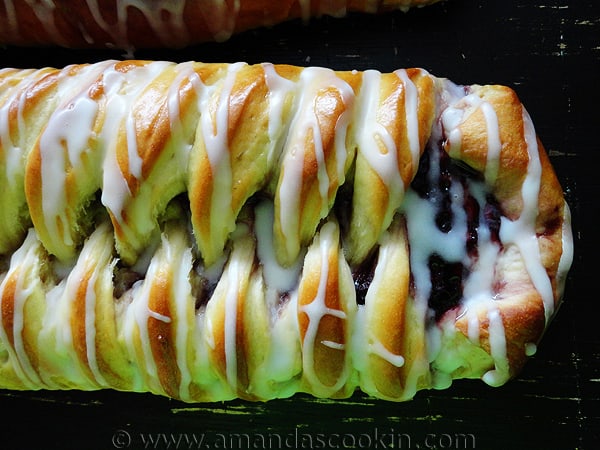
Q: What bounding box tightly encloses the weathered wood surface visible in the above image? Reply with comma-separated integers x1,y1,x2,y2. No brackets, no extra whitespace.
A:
0,0,597,448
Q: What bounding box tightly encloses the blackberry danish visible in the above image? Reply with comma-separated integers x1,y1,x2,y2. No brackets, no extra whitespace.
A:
0,0,442,50
0,60,572,401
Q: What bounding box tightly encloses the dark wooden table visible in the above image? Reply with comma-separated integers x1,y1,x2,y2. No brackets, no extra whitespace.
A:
1,1,597,449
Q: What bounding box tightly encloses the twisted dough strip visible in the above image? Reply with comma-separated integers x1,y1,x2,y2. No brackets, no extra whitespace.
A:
0,61,572,401
0,0,442,50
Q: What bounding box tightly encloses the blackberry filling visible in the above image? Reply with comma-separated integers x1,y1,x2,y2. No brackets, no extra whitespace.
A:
348,143,500,315
464,181,480,256
428,253,463,321
409,144,503,321
352,249,379,305
484,195,502,245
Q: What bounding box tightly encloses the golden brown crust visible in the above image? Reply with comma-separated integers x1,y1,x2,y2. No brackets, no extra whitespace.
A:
442,84,570,382
0,0,442,49
0,67,58,254
190,63,272,266
0,60,572,402
274,69,362,266
359,219,430,400
297,221,351,397
347,68,436,264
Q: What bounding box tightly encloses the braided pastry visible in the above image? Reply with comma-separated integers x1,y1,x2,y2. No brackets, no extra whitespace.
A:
0,60,573,402
0,0,442,50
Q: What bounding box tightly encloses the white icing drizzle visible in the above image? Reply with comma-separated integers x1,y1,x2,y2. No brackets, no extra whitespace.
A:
200,62,245,253
125,107,142,180
402,157,470,369
82,258,106,385
39,279,87,387
200,223,254,396
481,307,509,386
255,200,303,295
223,250,241,391
278,67,354,261
46,285,87,386
299,221,348,393
461,182,502,348
83,0,189,50
362,229,409,370
354,69,423,229
499,109,555,323
122,276,161,394
403,181,468,302
172,244,194,400
369,340,405,367
525,342,537,357
147,310,171,323
167,61,201,160
38,61,113,248
395,69,422,174
261,63,297,167
0,230,43,388
23,0,67,47
321,340,345,350
100,61,172,223
442,92,502,183
0,69,40,190
356,70,401,198
71,224,112,387
467,314,480,346
260,290,301,391
481,101,502,183
205,316,216,350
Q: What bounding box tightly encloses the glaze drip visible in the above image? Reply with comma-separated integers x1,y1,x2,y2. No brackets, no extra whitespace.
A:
406,143,504,322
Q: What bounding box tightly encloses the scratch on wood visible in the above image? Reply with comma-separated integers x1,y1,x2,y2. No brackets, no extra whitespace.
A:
549,149,577,157
524,394,583,401
530,4,569,10
171,406,255,415
342,416,375,423
574,19,600,26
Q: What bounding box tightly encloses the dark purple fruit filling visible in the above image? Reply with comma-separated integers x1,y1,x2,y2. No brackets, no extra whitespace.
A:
352,249,379,305
347,142,503,317
484,195,502,245
464,180,480,255
333,180,354,237
411,143,503,320
428,253,464,321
